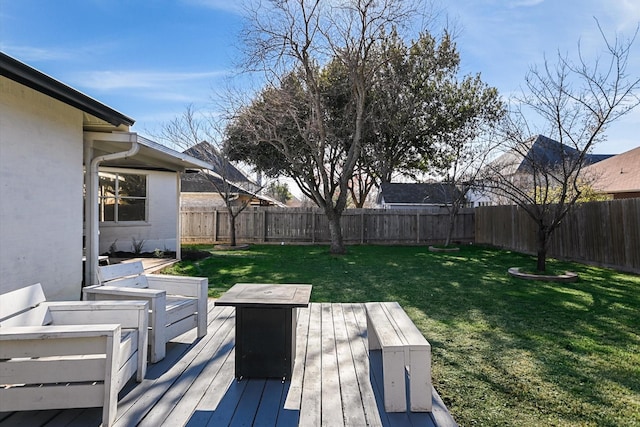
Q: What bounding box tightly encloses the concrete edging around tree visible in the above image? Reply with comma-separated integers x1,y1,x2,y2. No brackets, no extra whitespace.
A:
508,267,579,283
428,245,461,252
214,244,251,251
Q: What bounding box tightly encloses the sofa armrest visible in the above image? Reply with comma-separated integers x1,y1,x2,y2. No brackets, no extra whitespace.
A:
147,274,208,340
0,324,120,341
83,285,165,300
41,301,149,377
146,275,208,298
43,301,149,330
82,286,164,344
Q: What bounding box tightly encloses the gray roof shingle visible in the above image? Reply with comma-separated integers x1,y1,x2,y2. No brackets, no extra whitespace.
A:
490,135,612,174
379,182,462,205
183,142,250,184
583,145,640,193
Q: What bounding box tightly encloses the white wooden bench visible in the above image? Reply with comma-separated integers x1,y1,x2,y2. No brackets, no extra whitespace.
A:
0,283,149,427
365,301,432,413
83,261,208,363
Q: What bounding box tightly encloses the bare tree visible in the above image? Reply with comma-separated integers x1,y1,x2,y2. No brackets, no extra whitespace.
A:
415,71,504,247
235,0,420,254
481,24,640,271
159,105,263,247
431,135,501,247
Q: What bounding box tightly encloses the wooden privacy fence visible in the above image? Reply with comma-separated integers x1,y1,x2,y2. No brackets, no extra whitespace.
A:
181,207,475,246
475,198,640,273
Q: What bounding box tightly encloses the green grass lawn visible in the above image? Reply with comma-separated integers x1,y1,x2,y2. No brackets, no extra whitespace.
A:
165,244,640,426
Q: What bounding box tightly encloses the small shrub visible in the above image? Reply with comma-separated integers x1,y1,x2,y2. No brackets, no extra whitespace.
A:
131,237,145,255
108,239,118,255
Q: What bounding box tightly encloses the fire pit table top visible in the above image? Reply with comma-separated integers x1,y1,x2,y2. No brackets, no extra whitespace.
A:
215,283,312,308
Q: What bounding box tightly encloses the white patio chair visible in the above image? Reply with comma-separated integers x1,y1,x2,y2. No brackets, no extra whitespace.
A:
0,283,148,427
83,260,208,363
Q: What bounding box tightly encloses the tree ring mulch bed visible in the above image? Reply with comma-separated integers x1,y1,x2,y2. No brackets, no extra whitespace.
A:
508,267,579,282
181,249,212,261
428,245,461,252
214,244,251,251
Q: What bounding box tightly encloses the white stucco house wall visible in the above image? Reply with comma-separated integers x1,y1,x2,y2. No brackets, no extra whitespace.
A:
0,52,210,300
98,167,181,255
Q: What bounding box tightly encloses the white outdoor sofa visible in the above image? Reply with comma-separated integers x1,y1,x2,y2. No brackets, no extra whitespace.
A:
83,261,208,363
0,283,148,427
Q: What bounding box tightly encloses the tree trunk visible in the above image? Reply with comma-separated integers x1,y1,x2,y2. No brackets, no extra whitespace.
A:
327,211,346,255
445,209,456,247
536,227,547,272
229,209,237,247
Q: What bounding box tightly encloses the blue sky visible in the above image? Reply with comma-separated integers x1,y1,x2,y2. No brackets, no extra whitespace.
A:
1,0,639,154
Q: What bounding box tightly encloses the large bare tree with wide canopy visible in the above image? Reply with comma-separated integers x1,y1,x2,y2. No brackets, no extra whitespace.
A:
233,0,422,254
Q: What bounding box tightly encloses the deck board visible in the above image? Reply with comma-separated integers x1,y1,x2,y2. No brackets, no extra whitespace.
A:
253,379,286,426
0,301,457,427
334,304,367,427
321,303,344,427
299,303,322,426
344,303,383,427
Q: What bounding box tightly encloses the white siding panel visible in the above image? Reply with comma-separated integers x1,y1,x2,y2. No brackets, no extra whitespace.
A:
0,77,83,300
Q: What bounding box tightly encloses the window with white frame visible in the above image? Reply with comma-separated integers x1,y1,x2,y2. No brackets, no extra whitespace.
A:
99,171,148,222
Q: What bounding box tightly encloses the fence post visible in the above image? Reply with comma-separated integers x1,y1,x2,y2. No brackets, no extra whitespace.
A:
213,209,218,243
251,208,255,242
262,209,267,242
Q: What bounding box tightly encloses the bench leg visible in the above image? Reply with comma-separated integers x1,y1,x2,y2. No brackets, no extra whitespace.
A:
408,348,432,412
196,280,208,338
366,313,381,351
148,297,167,363
382,347,407,412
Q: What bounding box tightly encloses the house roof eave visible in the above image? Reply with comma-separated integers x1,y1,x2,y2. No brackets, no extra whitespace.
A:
85,131,211,172
0,52,135,127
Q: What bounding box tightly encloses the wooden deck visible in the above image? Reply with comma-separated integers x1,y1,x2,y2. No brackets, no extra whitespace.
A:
118,257,179,273
0,301,457,427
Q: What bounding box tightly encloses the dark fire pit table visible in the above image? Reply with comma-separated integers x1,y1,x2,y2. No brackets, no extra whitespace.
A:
215,283,312,380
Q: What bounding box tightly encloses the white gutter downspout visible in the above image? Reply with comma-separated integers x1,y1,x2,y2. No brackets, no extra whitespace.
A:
84,135,139,287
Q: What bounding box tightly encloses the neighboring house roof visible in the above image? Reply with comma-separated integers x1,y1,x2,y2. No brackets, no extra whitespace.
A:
183,142,250,183
181,171,286,206
181,142,286,204
181,171,251,194
583,145,640,194
490,135,612,175
377,182,462,206
0,51,134,127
